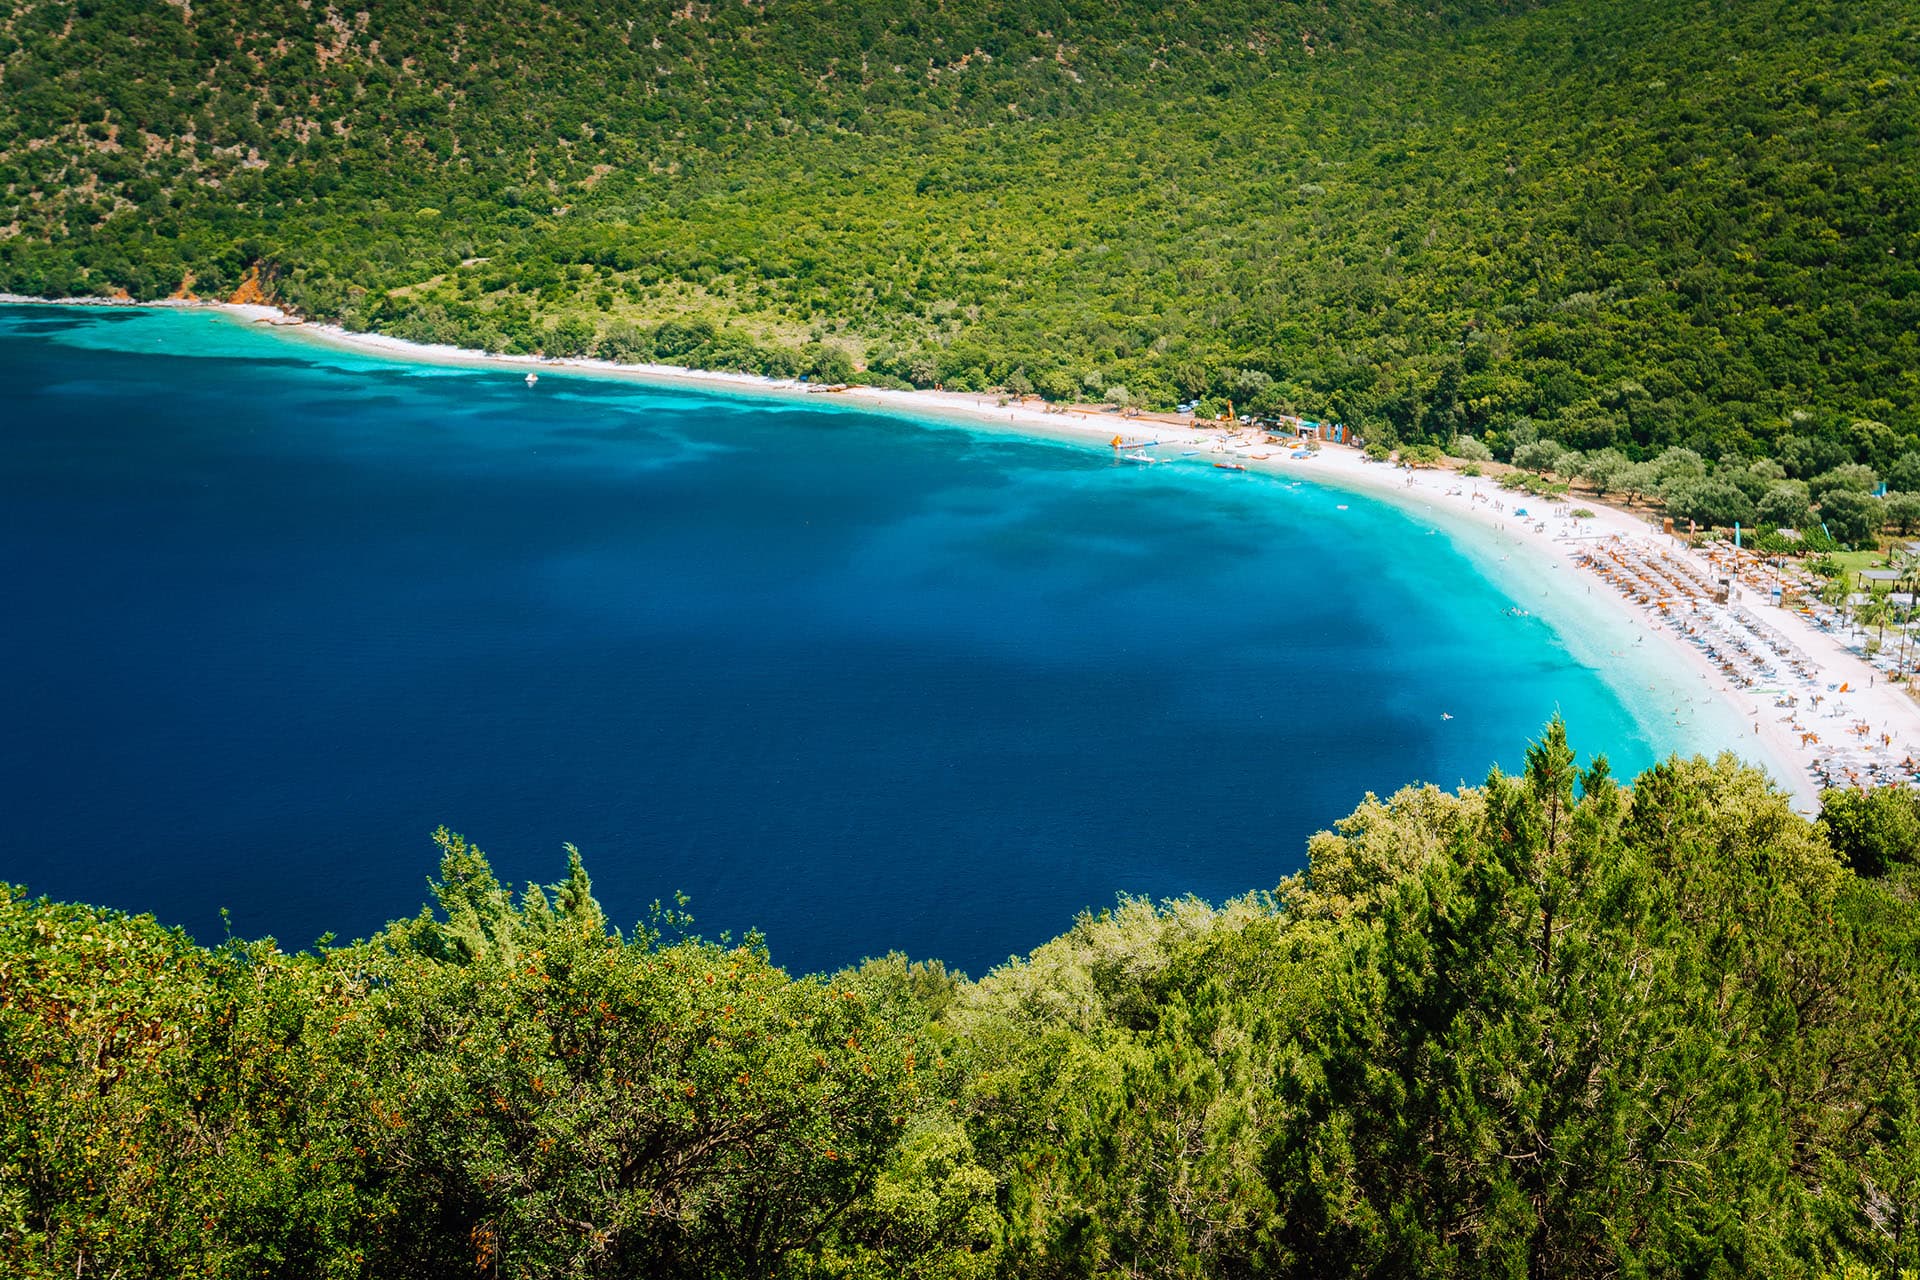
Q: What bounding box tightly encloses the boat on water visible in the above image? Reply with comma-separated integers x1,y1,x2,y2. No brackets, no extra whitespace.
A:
1122,452,1160,464
525,372,538,386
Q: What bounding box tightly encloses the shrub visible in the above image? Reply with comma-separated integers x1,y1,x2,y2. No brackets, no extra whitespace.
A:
1448,435,1494,463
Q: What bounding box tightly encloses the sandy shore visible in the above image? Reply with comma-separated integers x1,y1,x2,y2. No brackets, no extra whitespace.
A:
18,294,1916,807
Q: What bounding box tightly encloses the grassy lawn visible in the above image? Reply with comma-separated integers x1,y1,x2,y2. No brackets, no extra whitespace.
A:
1826,549,1897,584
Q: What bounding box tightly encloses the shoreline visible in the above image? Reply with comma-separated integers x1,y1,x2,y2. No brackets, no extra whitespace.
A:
15,293,1916,807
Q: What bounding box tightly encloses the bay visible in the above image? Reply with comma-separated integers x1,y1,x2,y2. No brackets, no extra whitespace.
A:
1,304,1684,975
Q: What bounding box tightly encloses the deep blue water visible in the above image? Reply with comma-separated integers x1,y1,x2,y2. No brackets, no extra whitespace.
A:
2,305,1677,974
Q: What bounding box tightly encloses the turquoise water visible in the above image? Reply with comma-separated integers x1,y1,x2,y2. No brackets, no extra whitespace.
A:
1,304,1694,974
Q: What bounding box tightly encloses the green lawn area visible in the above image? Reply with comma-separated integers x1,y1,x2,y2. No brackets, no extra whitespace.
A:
1821,548,1909,586
1829,550,1886,578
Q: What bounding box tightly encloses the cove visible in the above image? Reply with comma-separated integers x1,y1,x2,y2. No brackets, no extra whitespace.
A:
2,304,1691,975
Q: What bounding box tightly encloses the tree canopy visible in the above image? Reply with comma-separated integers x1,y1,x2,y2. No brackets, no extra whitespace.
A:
6,722,1920,1277
1,0,1917,468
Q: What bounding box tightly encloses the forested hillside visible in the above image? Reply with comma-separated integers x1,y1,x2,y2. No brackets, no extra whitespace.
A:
5,723,1920,1278
3,0,1917,462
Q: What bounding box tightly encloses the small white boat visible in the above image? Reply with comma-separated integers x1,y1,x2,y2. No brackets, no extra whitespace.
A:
525,372,539,386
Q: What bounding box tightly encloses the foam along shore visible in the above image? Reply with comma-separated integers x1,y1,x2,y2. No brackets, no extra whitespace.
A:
7,296,1885,805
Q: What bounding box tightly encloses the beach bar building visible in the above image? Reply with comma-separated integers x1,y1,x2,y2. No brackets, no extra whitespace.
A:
1289,419,1355,445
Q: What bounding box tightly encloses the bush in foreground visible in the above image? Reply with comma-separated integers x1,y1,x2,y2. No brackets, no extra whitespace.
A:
4,722,1918,1278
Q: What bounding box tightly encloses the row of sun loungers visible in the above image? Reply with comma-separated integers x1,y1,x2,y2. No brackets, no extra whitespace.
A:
1574,535,1920,794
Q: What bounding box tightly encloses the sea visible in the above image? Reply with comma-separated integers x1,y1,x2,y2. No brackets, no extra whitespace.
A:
0,304,1732,976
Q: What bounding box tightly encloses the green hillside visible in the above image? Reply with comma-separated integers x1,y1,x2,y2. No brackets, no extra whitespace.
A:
3,0,1918,464
5,723,1920,1277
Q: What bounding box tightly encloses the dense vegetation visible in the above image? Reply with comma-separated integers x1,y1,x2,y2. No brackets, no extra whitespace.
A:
7,721,1920,1277
3,0,1918,468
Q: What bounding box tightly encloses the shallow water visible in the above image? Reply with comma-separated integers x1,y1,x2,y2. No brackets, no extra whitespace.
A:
2,305,1702,974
